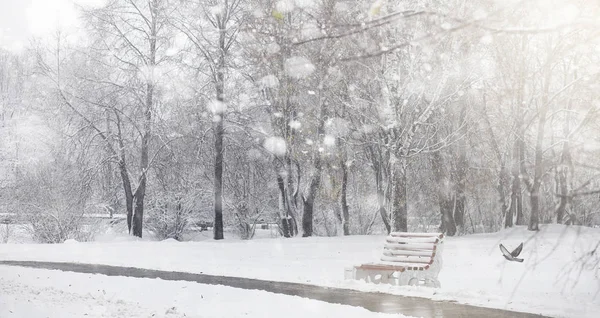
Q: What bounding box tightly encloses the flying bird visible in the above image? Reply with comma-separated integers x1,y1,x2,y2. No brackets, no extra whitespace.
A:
499,242,524,262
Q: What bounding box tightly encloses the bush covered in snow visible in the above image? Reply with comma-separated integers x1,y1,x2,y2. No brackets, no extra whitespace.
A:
145,194,197,241
17,156,97,244
232,202,262,240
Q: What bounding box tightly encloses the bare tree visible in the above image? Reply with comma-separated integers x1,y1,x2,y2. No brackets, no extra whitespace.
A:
34,0,177,237
174,0,243,240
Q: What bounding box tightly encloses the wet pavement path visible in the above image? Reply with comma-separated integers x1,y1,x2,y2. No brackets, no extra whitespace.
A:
0,260,548,318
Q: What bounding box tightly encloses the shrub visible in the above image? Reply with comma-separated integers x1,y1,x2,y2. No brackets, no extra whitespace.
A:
233,202,261,240
145,194,195,241
18,159,94,243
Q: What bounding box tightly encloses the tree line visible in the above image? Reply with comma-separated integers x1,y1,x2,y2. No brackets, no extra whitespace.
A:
0,0,599,242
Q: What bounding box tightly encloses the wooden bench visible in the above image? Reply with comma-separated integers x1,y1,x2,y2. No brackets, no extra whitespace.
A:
347,232,444,287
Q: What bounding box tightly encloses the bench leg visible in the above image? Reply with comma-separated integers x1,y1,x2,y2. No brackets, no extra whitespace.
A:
355,267,441,288
393,273,412,286
354,268,381,283
408,276,419,286
355,268,441,287
355,268,397,285
379,271,394,284
353,267,370,281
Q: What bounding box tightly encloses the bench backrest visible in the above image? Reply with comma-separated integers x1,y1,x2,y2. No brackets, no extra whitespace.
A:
380,232,444,265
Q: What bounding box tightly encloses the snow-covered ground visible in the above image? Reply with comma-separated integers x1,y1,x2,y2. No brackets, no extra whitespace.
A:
0,265,408,318
1,224,599,317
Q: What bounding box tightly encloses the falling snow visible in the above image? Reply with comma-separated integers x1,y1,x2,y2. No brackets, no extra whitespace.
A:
264,137,287,156
284,56,316,79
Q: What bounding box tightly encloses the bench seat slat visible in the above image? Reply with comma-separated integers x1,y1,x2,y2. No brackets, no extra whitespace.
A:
382,249,435,257
386,236,440,244
380,255,434,264
383,242,437,250
390,232,443,238
357,262,430,271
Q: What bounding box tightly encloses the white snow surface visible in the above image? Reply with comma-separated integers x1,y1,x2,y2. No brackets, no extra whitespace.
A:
1,224,599,318
0,265,408,318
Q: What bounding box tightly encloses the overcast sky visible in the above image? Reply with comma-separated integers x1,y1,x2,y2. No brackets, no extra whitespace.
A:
0,0,103,52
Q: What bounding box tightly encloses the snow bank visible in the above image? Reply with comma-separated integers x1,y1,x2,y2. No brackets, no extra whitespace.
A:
0,224,598,317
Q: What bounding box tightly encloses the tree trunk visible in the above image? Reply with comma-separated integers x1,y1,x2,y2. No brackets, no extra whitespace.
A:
301,85,326,237
376,166,391,234
340,157,350,236
507,137,520,228
392,163,408,232
273,155,300,238
120,159,134,233
454,192,465,231
555,101,572,224
114,109,136,235
482,93,510,228
302,163,322,237
213,109,224,240
431,145,456,236
129,4,158,238
440,199,456,236
529,83,550,231
555,167,568,223
516,129,526,225
529,184,540,231
302,194,315,237
368,145,391,234
285,157,299,236
213,18,227,240
515,35,527,226
453,106,468,231
130,80,153,238
276,173,292,238
498,163,509,227
132,187,145,237
104,111,116,218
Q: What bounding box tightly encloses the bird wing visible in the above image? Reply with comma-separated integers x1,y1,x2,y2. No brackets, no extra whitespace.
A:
511,242,523,257
499,244,512,258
